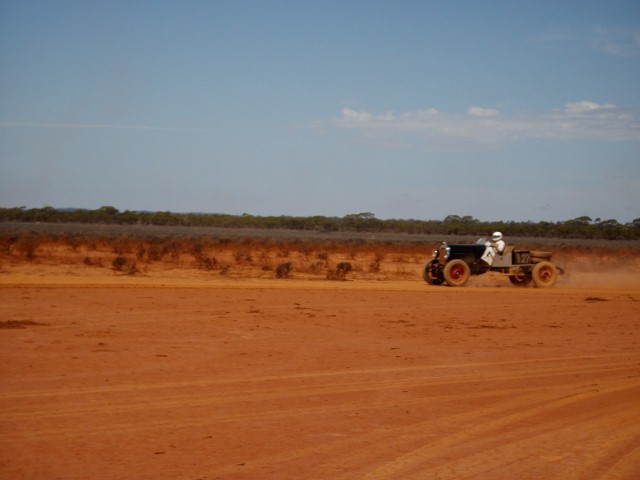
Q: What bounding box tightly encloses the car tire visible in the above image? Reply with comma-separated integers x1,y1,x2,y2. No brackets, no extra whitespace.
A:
443,259,470,287
532,261,558,288
422,260,444,285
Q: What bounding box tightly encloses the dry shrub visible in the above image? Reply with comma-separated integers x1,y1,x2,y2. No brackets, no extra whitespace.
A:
164,239,182,262
146,243,164,262
233,249,252,264
307,261,325,275
197,255,218,270
111,254,139,275
257,252,273,272
275,262,292,278
136,244,146,261
15,234,42,260
83,256,104,267
298,244,314,259
64,234,82,251
111,237,133,255
0,236,16,255
127,262,139,275
327,262,352,281
189,239,205,258
111,255,127,271
369,260,382,273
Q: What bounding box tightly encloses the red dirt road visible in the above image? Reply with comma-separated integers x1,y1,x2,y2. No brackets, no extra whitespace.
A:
1,281,639,479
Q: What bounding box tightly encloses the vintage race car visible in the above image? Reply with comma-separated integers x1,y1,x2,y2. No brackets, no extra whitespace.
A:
422,239,563,288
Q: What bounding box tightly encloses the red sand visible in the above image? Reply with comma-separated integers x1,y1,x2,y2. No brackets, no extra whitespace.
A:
1,265,639,479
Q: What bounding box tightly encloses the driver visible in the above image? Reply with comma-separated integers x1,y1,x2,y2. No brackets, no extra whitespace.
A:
491,231,506,255
481,231,506,265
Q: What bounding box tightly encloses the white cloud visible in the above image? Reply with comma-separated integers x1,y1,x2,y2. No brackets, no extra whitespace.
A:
563,101,616,114
591,26,640,56
467,106,499,117
536,26,640,57
339,109,396,124
315,102,640,146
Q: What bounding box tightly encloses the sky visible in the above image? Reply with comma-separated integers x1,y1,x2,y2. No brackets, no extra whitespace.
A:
1,0,639,223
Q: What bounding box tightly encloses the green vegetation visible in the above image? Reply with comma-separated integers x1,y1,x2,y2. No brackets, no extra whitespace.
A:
1,206,639,240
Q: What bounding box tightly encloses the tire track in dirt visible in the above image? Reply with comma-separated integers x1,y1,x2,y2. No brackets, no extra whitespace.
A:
205,373,640,479
394,409,640,480
354,381,640,479
2,354,637,480
0,352,633,402
0,355,635,428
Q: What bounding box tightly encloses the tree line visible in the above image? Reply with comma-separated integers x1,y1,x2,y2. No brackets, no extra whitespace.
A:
1,207,639,240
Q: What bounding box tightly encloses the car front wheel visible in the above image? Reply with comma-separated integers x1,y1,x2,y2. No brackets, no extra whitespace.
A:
443,259,470,287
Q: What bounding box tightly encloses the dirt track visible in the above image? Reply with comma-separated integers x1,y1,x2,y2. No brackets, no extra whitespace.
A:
1,275,639,479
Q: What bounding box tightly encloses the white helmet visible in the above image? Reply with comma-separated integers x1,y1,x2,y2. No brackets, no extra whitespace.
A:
492,231,503,241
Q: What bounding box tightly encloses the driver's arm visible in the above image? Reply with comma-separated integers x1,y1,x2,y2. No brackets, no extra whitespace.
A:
492,241,505,254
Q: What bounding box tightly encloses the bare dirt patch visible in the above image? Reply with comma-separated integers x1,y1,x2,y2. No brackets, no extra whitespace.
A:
1,267,639,479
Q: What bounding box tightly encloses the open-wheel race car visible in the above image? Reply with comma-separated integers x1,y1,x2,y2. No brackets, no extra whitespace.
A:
422,239,564,288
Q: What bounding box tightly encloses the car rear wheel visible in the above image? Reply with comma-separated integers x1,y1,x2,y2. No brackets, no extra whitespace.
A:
443,259,470,287
532,261,558,288
423,260,444,285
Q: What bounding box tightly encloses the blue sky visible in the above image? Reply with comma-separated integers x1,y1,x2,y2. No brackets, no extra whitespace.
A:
1,0,639,223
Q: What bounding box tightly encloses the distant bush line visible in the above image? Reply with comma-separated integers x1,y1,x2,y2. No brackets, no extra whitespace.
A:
1,207,639,240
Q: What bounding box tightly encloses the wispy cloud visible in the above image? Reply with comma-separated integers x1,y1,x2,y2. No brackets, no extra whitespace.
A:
314,101,640,147
535,26,640,57
0,122,207,132
591,26,640,56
